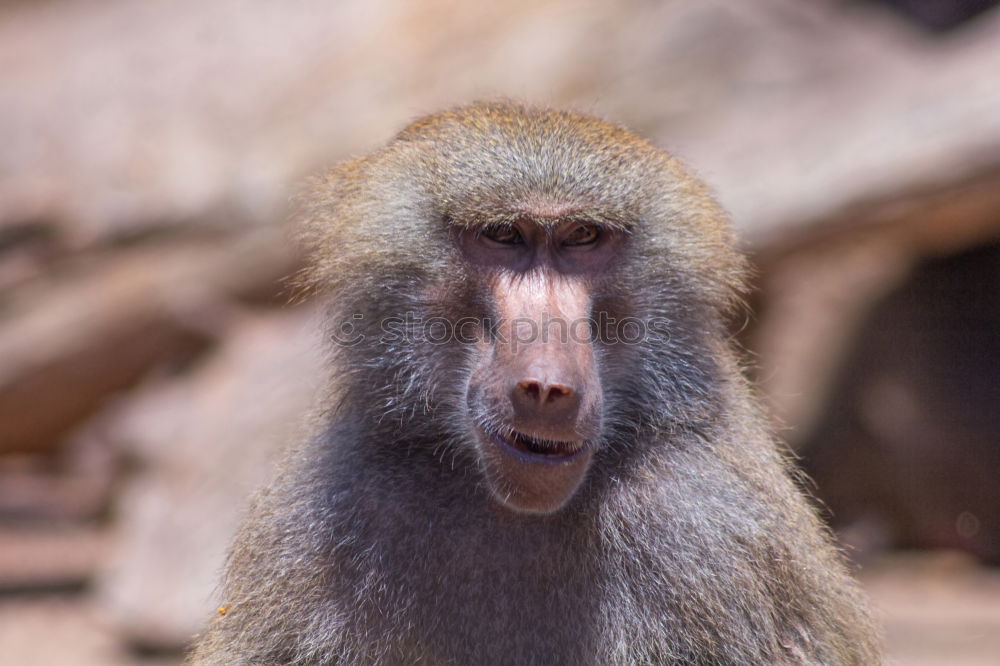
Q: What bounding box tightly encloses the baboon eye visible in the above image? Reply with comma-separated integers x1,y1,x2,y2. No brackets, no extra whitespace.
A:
562,224,600,247
481,223,523,245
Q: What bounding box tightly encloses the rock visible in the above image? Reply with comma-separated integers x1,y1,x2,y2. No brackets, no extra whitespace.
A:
0,228,300,455
94,306,325,651
0,525,106,593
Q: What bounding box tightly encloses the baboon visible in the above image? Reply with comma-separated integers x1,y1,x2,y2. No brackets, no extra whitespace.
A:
190,102,881,665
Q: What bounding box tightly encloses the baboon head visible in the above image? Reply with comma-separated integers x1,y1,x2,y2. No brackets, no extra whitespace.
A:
298,101,746,515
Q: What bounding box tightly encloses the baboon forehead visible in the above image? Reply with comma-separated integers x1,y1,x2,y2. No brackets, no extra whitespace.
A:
398,101,646,149
300,102,745,311
390,101,682,228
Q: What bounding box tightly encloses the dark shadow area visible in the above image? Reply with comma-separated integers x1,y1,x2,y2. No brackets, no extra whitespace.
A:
865,0,1000,32
800,237,1000,563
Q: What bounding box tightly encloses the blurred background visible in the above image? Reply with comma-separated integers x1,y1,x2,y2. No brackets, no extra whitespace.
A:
1,0,999,663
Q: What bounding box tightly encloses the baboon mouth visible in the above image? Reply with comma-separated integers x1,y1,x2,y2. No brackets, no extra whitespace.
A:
476,422,595,513
488,427,587,461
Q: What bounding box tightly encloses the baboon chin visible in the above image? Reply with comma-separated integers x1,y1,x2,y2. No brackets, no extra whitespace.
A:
189,101,881,665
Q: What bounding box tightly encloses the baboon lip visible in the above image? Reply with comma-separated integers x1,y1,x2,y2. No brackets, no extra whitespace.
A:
485,426,588,462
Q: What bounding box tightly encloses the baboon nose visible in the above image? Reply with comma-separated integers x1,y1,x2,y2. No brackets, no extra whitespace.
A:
511,378,582,425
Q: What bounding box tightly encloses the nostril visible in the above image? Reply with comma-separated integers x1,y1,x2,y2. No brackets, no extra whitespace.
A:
545,384,573,404
518,380,542,403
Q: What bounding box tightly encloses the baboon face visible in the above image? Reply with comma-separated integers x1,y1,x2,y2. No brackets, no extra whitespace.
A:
306,103,745,516
459,218,625,514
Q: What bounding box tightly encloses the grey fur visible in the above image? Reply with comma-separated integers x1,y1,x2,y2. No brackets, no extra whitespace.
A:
189,102,881,665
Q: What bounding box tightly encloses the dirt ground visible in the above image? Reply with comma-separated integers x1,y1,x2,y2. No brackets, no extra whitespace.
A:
0,595,178,666
0,551,997,665
861,552,1000,665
